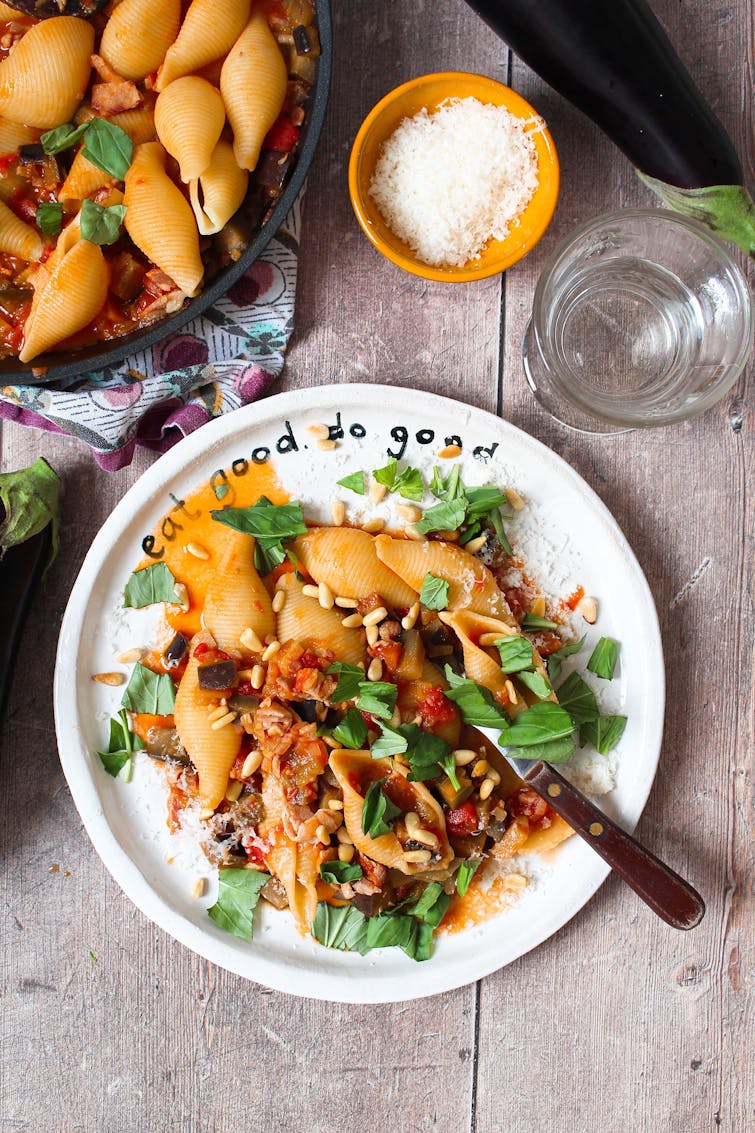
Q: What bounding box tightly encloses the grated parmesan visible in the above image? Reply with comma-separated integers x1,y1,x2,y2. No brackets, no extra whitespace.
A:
369,96,539,268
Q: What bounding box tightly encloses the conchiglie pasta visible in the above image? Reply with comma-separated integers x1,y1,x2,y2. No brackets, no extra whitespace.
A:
19,235,109,362
155,76,225,182
0,118,41,154
520,816,573,855
100,0,182,81
275,574,365,666
293,528,418,611
156,0,251,91
59,106,157,203
220,12,287,172
330,751,453,875
0,199,43,262
189,139,248,235
0,18,94,129
374,533,516,622
202,529,275,652
397,659,461,747
124,142,204,296
173,631,241,811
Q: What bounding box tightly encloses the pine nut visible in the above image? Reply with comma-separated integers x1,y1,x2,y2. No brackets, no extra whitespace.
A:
237,668,254,680
318,582,334,609
116,648,144,664
367,657,383,681
306,423,330,440
210,711,236,731
322,734,343,748
225,779,243,803
241,750,262,778
401,602,420,630
365,624,379,646
172,582,189,609
406,526,426,541
251,665,265,690
472,759,489,778
272,590,286,613
369,481,387,505
335,596,358,608
402,849,432,864
438,444,462,459
577,595,598,623
506,487,525,511
505,679,519,705
341,612,363,628
486,767,501,785
465,534,487,555
327,798,344,811
336,826,353,844
315,824,330,845
330,499,345,526
92,672,125,686
240,626,264,653
261,640,280,662
479,778,496,800
397,504,422,523
186,541,209,560
363,606,388,626
207,704,230,723
192,877,207,899
453,748,478,766
362,517,385,534
338,843,355,863
317,438,337,451
389,707,402,727
411,826,439,849
301,584,319,598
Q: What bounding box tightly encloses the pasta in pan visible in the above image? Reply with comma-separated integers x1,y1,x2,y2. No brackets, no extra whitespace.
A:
100,455,625,962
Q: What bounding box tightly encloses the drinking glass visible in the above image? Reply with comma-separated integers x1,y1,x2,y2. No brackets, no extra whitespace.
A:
522,209,753,432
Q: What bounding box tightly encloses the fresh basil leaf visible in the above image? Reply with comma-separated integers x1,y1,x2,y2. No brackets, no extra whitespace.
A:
395,723,457,787
486,505,513,556
556,671,599,725
80,198,127,246
123,561,180,608
587,637,620,680
356,680,397,720
36,201,62,236
506,735,576,763
361,779,402,837
465,486,509,523
364,913,433,960
496,636,534,673
516,670,553,700
547,635,585,682
82,117,133,180
40,120,90,155
406,881,451,927
311,903,370,953
336,471,365,495
456,859,480,897
579,715,627,755
121,663,176,715
207,868,269,940
0,457,60,562
331,707,368,749
410,920,435,961
371,721,409,759
498,701,575,747
254,540,287,575
394,466,424,501
319,860,363,884
522,612,559,630
443,667,510,727
97,709,142,780
430,464,464,501
211,498,307,541
373,457,399,489
419,572,449,611
326,661,364,703
414,498,467,535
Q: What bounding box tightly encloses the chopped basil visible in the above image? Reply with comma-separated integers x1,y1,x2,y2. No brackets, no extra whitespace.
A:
336,471,366,495
311,904,370,954
579,715,627,755
515,670,553,700
123,561,180,608
426,468,513,553
211,497,307,576
36,201,62,236
97,709,142,780
355,680,397,720
364,913,434,961
547,635,586,682
505,735,576,763
414,498,467,535
498,702,575,747
556,671,599,725
319,860,363,884
496,636,534,673
80,198,126,246
370,721,408,759
325,661,364,702
397,723,459,789
465,486,509,523
522,612,559,630
121,662,176,715
443,667,510,727
40,120,89,155
406,882,451,927
331,707,368,749
361,778,402,837
82,117,133,180
419,572,449,611
456,859,480,897
207,868,270,940
587,637,620,680
373,458,424,501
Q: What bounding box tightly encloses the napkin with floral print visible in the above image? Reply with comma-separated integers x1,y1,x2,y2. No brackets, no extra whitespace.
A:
0,196,303,471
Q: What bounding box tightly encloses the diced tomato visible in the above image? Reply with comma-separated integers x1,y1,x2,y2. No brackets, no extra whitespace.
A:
563,586,584,612
509,786,551,827
371,639,403,672
244,839,269,868
444,799,479,836
263,115,300,152
293,666,321,693
417,685,457,729
236,679,254,697
0,153,16,174
193,642,211,657
300,651,323,670
504,586,528,621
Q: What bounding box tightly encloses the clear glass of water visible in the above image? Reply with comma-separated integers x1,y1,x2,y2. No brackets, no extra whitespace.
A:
522,210,753,432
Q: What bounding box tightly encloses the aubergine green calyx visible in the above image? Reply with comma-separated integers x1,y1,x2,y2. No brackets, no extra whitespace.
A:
464,0,755,256
0,457,60,563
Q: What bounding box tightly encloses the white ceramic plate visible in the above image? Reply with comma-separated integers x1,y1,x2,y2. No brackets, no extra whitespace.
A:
54,384,664,1003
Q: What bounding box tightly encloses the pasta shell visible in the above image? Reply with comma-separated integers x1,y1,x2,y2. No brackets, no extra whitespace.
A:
124,141,204,296
100,0,182,81
202,529,275,652
173,630,241,811
329,751,453,875
275,574,365,666
375,534,516,622
520,816,573,855
189,138,248,235
0,18,94,129
0,117,40,153
396,659,461,747
19,237,109,362
293,528,418,611
220,12,287,172
59,107,157,202
155,76,225,182
0,198,43,262
156,0,251,91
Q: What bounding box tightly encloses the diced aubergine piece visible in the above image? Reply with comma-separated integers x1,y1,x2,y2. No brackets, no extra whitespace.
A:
142,726,189,764
197,659,237,691
438,770,474,810
164,632,189,667
18,143,47,164
292,24,311,54
227,693,260,713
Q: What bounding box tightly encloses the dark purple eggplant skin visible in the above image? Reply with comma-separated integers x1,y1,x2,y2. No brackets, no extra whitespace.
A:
465,0,743,189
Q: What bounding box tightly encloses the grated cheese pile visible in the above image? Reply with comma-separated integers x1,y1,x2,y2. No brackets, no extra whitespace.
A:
369,97,539,268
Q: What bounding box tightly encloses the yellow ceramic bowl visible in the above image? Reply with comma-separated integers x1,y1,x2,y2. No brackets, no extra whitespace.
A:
348,71,560,282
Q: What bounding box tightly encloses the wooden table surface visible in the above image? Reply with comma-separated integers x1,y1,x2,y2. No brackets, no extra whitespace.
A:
1,3,752,1131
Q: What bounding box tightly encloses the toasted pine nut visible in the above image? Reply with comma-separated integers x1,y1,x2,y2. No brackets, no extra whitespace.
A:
479,777,495,800
531,596,546,617
327,798,344,811
465,534,487,555
367,657,383,681
336,826,353,845
369,481,387,505
251,665,265,690
577,595,598,623
401,602,420,631
338,843,355,863
207,704,229,723
322,734,343,749
301,584,319,598
172,583,189,609
362,517,385,534
406,526,426,541
341,612,363,628
411,826,439,849
334,596,358,608
318,582,334,609
486,767,501,786
210,711,236,731
397,504,422,523
366,624,379,646
237,668,253,680
472,759,489,778
453,748,478,766
330,499,346,526
192,877,207,899
186,541,209,560
272,590,286,613
261,640,280,662
403,849,432,864
405,811,420,833
116,648,144,664
363,606,388,626
317,438,337,451
225,779,243,803
240,626,263,653
306,423,330,440
389,707,402,728
438,444,462,459
315,824,331,846
506,487,525,511
241,750,262,778
92,672,125,686
504,679,519,705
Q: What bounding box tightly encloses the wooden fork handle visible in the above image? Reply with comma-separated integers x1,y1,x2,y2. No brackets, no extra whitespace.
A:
524,761,705,930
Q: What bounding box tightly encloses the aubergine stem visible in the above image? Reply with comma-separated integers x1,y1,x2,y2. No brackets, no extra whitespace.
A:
0,524,51,726
464,0,755,256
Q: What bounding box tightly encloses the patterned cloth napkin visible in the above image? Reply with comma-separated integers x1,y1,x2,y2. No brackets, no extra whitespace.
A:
0,195,303,470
